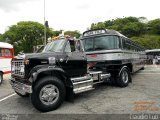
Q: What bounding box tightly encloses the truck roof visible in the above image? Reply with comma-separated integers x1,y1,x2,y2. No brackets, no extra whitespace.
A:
82,29,127,38
0,42,13,49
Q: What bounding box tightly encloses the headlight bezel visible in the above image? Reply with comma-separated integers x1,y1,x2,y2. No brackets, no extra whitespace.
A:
24,59,30,65
48,57,56,65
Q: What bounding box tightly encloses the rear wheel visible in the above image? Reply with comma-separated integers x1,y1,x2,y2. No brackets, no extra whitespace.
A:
116,67,131,87
0,72,3,85
31,76,66,112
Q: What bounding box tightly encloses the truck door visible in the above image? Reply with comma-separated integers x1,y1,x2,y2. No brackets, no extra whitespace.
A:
63,40,87,77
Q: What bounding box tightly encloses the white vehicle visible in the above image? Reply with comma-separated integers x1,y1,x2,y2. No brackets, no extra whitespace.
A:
157,56,160,60
146,49,160,64
0,42,14,84
156,56,160,64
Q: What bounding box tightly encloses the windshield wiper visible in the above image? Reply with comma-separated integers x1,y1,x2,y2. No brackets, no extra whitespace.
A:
95,47,105,50
86,48,94,51
46,49,55,52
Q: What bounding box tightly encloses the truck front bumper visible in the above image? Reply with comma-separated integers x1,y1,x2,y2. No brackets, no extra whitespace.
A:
10,78,32,95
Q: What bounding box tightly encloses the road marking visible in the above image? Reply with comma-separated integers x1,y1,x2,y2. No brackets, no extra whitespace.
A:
0,93,16,103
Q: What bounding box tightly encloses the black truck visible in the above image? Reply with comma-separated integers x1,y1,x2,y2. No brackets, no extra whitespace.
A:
10,37,111,112
11,29,145,112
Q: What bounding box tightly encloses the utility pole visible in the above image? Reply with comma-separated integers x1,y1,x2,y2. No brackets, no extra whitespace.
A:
44,0,47,45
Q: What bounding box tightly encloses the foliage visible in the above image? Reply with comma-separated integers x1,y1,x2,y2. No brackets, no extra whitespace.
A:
90,17,160,49
51,30,61,37
1,21,54,54
131,35,160,49
147,19,160,35
0,34,3,42
64,30,81,38
91,17,146,37
0,21,81,54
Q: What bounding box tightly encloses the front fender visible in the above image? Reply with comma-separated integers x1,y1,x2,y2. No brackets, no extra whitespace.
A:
28,65,72,87
32,67,65,82
29,65,74,102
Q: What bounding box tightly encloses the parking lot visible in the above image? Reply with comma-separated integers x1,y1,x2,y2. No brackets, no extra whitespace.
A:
0,65,160,114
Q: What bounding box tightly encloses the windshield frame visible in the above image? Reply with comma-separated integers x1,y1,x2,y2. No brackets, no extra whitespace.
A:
42,39,67,53
81,35,121,52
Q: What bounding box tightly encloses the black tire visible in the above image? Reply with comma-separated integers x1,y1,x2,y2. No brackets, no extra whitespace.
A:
15,91,29,97
106,74,117,86
31,76,66,112
0,72,3,85
116,67,131,87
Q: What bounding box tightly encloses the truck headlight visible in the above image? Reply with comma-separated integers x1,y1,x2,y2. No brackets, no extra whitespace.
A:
24,59,29,65
12,65,15,71
20,65,24,73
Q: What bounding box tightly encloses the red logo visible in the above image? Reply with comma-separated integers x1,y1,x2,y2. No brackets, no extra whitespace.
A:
88,54,97,58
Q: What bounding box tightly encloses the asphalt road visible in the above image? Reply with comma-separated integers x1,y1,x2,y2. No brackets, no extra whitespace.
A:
0,65,160,115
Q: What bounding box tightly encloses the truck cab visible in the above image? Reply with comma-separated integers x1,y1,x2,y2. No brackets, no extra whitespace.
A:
10,36,110,112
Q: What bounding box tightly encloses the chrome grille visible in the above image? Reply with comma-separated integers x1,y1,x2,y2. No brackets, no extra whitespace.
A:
12,60,25,77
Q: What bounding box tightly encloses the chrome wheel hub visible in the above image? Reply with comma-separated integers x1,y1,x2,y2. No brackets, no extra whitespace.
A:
121,71,128,84
39,84,59,105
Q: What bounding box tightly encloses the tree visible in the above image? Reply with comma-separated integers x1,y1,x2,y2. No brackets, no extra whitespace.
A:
0,34,3,42
64,30,81,38
50,30,61,37
131,35,160,49
91,23,97,30
138,17,148,23
122,22,146,37
2,21,54,54
147,19,160,35
90,17,146,37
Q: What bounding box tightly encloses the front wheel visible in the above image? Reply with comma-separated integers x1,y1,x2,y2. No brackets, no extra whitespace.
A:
0,72,3,85
31,76,66,112
116,67,131,87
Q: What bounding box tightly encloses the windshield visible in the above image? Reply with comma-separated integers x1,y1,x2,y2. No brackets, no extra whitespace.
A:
82,35,120,52
42,39,66,52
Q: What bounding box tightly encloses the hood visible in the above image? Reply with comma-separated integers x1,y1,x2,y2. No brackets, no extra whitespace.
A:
16,52,64,60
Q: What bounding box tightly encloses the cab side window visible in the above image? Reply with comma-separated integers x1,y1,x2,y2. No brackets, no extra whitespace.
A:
69,40,76,52
5,49,12,56
75,40,81,52
65,41,71,52
65,40,76,52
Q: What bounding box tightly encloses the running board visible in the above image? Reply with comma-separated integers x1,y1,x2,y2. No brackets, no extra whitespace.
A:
100,73,111,79
74,86,94,94
71,76,94,94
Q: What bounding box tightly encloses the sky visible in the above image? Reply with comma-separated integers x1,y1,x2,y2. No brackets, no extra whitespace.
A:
0,0,160,34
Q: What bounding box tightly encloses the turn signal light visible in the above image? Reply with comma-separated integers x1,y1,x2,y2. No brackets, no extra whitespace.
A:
24,59,30,65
